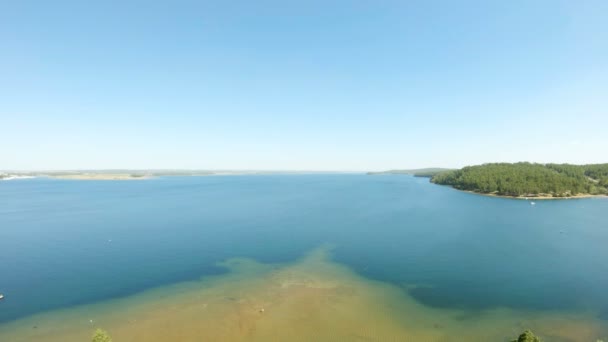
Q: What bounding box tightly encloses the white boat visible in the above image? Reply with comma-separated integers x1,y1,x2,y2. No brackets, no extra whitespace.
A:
530,202,536,205
0,294,4,300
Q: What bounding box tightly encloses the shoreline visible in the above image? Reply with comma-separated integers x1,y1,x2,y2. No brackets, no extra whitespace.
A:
453,187,607,200
50,174,153,181
0,171,354,180
0,176,36,181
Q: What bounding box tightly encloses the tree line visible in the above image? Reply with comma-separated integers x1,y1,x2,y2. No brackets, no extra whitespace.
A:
430,162,608,197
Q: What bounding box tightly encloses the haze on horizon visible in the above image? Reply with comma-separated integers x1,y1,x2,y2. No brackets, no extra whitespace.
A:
1,1,607,171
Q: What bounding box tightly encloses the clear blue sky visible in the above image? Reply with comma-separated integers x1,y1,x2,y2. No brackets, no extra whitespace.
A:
1,1,607,171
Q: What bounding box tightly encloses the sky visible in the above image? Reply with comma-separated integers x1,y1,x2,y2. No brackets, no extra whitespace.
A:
1,0,607,171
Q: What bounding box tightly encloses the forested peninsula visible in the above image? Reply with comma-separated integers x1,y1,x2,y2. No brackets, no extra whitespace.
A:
430,163,608,198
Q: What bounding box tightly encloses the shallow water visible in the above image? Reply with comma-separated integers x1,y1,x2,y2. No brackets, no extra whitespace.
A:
0,175,607,340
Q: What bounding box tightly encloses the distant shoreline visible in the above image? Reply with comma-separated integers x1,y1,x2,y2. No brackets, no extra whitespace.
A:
50,174,153,180
0,170,356,181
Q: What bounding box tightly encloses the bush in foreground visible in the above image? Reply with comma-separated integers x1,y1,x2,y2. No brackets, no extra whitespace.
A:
511,329,540,342
92,328,112,342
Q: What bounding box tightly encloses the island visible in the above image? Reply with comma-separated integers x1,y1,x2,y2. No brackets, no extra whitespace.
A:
430,162,608,199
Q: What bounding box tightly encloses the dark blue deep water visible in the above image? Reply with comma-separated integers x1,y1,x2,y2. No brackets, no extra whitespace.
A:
1,175,607,323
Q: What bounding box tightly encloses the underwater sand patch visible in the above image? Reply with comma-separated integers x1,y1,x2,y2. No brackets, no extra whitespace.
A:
0,247,606,341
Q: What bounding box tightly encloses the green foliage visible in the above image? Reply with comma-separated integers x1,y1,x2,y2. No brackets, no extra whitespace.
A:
511,329,541,342
431,163,608,197
92,328,112,342
413,169,451,177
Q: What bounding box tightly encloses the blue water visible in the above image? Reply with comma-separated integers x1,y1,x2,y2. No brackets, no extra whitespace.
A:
1,175,607,324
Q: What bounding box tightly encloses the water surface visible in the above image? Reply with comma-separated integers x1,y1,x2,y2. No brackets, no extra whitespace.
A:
0,175,607,340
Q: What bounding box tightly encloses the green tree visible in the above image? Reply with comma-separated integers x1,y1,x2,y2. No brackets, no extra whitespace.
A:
511,329,541,342
92,328,112,342
431,163,608,197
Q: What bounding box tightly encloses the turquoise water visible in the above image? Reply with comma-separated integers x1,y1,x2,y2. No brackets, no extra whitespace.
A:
1,174,607,325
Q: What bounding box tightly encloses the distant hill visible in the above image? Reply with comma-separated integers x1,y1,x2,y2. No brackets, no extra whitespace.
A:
367,168,452,177
430,162,608,198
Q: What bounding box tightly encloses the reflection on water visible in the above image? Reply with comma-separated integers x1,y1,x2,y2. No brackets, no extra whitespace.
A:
1,247,605,342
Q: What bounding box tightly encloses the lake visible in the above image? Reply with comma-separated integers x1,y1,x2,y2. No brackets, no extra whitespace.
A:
0,175,607,341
